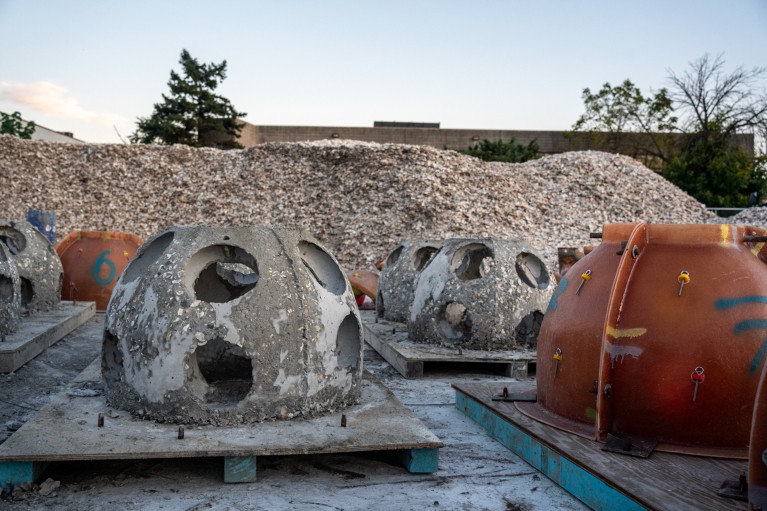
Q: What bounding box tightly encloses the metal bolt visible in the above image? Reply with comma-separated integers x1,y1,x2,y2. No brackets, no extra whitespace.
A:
341,414,347,428
178,426,185,439
631,245,640,258
97,413,104,427
392,327,396,335
502,387,509,398
603,384,613,398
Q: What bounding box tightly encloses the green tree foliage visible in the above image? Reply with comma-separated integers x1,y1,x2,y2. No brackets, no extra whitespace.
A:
571,55,767,206
459,138,539,163
666,55,767,206
130,49,246,149
570,80,677,166
0,111,36,139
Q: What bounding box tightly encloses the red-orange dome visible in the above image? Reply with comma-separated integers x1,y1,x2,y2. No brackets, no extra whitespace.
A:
56,231,143,311
524,223,767,458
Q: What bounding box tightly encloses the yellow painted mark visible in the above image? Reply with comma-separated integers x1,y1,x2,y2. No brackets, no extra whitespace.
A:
605,326,647,339
752,242,765,256
721,224,730,245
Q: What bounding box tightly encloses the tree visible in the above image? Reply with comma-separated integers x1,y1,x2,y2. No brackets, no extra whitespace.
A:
569,80,677,167
665,54,767,206
459,138,539,163
1,111,36,139
130,49,246,149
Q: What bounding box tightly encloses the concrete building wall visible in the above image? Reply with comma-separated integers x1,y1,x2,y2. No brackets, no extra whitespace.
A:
237,122,755,158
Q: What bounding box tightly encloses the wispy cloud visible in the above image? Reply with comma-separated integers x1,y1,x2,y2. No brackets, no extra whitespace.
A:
0,81,126,126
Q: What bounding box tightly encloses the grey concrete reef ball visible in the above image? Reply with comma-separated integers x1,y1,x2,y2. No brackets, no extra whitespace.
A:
377,240,443,324
103,226,363,426
408,238,553,351
0,241,21,340
0,219,63,314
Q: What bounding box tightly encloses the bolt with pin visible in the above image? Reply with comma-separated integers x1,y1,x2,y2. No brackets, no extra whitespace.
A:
691,366,705,401
678,271,690,296
553,348,563,377
576,269,592,295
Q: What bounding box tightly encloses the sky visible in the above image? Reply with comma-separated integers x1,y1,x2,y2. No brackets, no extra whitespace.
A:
1,0,765,144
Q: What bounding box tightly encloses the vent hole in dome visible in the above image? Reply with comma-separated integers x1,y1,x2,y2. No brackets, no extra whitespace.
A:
186,245,259,303
122,231,175,284
515,252,550,289
102,329,123,389
439,301,472,341
0,275,14,301
195,337,253,404
413,246,439,271
0,227,26,255
336,314,361,369
376,291,385,318
452,244,494,281
386,245,404,267
19,277,33,308
298,241,345,295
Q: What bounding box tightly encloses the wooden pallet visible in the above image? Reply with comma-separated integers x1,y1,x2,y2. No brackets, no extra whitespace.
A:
0,360,442,488
0,302,96,373
453,381,748,511
361,311,536,379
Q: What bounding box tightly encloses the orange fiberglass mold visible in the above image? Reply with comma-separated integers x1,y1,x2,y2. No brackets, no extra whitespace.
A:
521,223,767,458
56,231,143,311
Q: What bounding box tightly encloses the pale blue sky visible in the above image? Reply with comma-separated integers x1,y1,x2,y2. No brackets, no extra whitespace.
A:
1,0,765,143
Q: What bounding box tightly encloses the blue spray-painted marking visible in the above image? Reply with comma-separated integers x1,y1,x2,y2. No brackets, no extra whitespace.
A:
546,277,568,313
93,250,116,286
715,296,767,373
716,296,767,308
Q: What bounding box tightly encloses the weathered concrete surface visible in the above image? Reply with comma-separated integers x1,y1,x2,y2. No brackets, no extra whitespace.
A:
103,226,363,425
377,240,443,323
0,242,21,340
0,302,95,373
0,220,63,314
0,315,587,510
409,238,553,350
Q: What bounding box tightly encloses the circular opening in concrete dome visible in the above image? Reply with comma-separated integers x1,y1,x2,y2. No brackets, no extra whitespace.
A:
413,246,439,271
336,314,361,369
0,227,26,255
185,245,259,303
101,329,123,389
193,337,253,404
0,246,6,263
439,301,472,340
19,277,33,307
386,245,403,267
298,240,345,295
376,290,385,318
515,252,550,289
452,243,494,281
0,275,14,301
122,231,175,284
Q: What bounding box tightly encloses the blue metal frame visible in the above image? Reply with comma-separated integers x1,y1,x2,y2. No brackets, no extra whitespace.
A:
456,390,647,511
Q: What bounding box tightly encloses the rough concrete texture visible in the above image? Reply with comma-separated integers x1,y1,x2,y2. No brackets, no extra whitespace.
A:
376,240,443,323
0,220,63,314
0,242,21,340
103,225,363,425
409,238,552,350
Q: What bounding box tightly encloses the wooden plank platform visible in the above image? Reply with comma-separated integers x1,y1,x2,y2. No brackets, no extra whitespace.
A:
361,310,536,379
0,302,96,373
453,381,748,511
0,360,443,488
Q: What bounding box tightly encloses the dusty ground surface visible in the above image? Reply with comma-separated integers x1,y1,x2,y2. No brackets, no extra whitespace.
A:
0,315,587,511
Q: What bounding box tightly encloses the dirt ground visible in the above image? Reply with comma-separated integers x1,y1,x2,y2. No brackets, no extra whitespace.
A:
0,314,586,511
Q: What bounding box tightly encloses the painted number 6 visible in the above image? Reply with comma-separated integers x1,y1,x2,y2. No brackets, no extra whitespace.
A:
93,250,116,286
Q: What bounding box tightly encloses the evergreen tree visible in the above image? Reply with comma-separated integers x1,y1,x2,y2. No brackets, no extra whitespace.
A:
130,49,246,149
1,111,36,139
459,138,539,163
